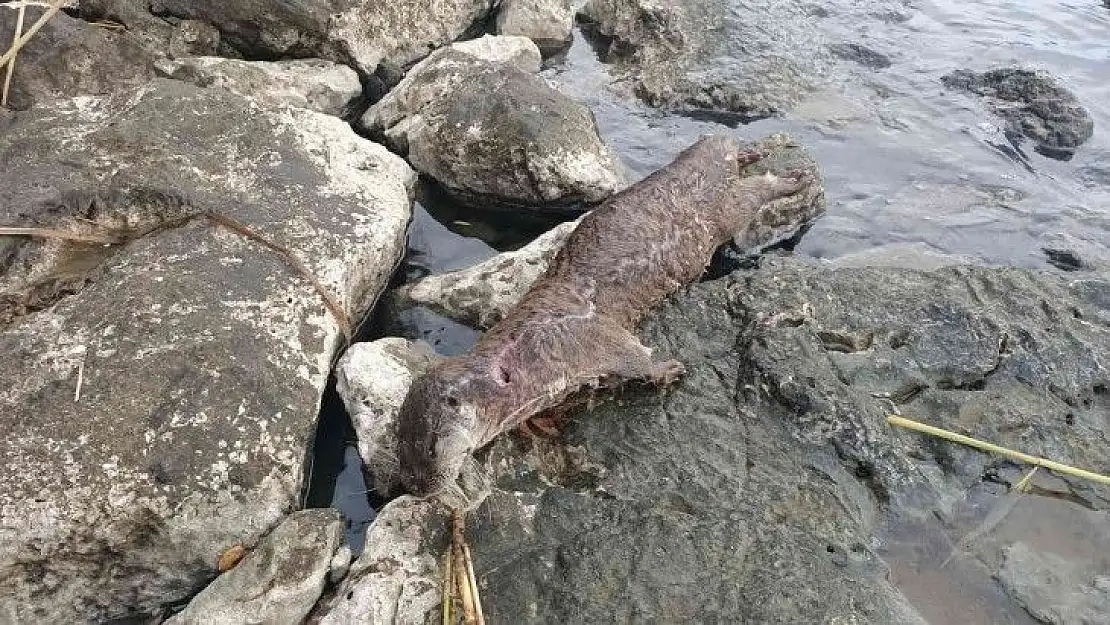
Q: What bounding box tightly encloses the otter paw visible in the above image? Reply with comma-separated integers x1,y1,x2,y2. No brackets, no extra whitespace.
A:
649,359,686,386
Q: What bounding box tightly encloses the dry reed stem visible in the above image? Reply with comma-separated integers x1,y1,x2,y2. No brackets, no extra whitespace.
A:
1,3,25,107
74,360,84,402
887,414,1110,486
0,0,64,73
462,543,485,625
452,512,478,625
442,552,454,625
0,226,121,244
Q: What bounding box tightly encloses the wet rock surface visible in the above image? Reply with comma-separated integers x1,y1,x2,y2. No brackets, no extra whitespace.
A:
337,255,1108,624
167,509,347,625
362,36,625,212
468,258,1109,623
0,79,415,622
576,0,832,119
942,68,1095,159
154,56,362,117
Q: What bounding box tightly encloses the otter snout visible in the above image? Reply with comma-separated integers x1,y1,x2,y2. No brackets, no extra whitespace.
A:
395,368,480,497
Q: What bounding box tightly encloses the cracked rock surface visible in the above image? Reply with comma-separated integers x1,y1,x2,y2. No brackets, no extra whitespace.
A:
0,79,415,622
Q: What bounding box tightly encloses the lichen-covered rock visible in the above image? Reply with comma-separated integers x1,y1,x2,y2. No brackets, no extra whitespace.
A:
0,79,415,622
495,0,574,57
450,33,543,73
577,0,832,119
0,7,156,110
155,57,362,116
363,37,625,212
167,509,347,625
942,68,1094,160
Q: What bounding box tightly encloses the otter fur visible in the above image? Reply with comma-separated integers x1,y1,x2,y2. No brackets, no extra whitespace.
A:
395,135,824,497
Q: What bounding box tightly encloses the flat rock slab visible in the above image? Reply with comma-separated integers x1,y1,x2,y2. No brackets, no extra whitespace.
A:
154,57,363,117
577,0,833,119
0,79,415,622
363,36,625,212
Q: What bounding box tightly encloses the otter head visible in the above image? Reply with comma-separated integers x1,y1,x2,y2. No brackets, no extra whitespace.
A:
396,362,486,497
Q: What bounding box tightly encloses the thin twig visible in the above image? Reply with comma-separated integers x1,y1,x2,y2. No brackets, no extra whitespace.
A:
0,0,65,73
74,360,84,402
887,415,1110,486
203,211,353,341
1,3,25,107
0,226,120,244
452,512,477,625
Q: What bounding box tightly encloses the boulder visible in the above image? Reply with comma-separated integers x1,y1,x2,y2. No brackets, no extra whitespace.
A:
577,0,832,119
362,37,625,212
332,257,1108,623
72,0,495,85
0,7,156,110
0,79,416,622
155,56,362,116
996,542,1110,625
495,0,574,57
942,68,1094,160
167,509,347,625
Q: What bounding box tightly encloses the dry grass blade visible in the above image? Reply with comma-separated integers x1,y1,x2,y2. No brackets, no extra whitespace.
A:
0,226,121,244
886,414,1110,486
0,0,65,73
2,3,25,107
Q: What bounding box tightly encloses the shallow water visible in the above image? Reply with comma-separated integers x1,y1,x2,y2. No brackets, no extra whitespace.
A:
324,0,1110,617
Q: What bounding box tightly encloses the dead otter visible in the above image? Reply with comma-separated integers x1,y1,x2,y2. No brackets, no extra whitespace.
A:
396,134,824,497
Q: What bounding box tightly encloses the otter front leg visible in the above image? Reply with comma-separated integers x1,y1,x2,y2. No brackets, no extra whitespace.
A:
592,324,686,390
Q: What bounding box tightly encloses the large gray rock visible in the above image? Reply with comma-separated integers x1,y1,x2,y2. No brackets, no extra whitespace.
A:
495,0,574,57
154,56,362,116
577,0,832,119
362,37,626,212
167,509,347,625
79,0,495,83
329,256,1108,623
0,7,156,110
0,79,416,622
942,68,1094,160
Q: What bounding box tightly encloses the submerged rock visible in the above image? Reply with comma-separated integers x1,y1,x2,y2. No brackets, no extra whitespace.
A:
495,0,574,57
942,68,1094,160
154,57,363,116
996,542,1110,625
0,79,415,622
167,509,347,625
363,36,625,212
0,7,156,110
577,0,832,119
